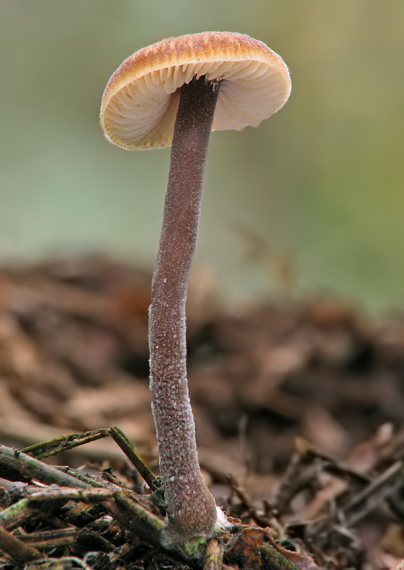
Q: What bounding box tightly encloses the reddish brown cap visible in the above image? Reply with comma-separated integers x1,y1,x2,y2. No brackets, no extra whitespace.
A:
100,32,291,150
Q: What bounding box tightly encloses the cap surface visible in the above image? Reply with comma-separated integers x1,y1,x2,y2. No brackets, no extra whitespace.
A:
100,32,291,150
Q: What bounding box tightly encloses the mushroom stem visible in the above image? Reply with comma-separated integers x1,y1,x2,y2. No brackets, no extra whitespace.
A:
149,76,220,539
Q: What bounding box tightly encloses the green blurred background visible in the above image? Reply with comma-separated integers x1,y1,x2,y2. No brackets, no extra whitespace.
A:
1,1,404,311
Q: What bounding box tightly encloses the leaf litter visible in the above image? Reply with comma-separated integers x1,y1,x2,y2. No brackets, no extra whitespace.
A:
0,256,403,569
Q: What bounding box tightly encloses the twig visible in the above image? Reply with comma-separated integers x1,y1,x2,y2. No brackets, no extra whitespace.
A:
203,538,223,570
0,526,42,563
343,460,404,527
227,474,273,528
0,444,93,489
0,488,114,531
56,465,109,488
22,428,110,459
109,426,157,489
110,491,165,546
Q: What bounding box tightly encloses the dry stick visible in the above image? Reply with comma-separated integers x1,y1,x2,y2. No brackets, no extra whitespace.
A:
302,444,370,486
343,460,404,527
27,487,115,504
0,498,34,532
0,489,114,531
203,539,223,570
2,440,123,490
274,444,314,512
18,528,114,553
149,76,220,539
0,444,93,489
23,427,159,492
306,461,404,539
343,460,403,513
0,443,166,548
274,439,370,514
227,474,272,528
22,428,110,459
56,466,108,488
109,426,157,490
0,486,165,550
0,526,42,563
111,491,165,546
33,556,94,570
0,419,124,463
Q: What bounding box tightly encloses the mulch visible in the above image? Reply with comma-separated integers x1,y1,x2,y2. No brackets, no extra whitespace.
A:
0,256,404,570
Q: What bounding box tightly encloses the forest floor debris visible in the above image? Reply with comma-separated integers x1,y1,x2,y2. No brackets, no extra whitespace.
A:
1,256,404,569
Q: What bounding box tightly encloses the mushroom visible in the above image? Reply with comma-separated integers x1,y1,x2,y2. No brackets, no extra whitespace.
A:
100,31,291,547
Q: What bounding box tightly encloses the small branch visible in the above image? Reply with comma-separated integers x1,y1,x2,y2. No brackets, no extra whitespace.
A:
22,428,110,459
0,498,34,531
109,426,157,489
0,444,93,489
27,487,115,504
0,488,114,531
203,538,223,570
41,556,94,570
343,460,404,527
111,491,165,545
56,465,108,488
17,526,113,553
0,526,42,563
227,474,272,528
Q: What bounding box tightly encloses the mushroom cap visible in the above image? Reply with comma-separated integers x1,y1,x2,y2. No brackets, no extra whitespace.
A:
100,32,291,150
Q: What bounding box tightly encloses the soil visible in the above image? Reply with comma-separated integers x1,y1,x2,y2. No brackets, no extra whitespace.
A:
0,256,403,570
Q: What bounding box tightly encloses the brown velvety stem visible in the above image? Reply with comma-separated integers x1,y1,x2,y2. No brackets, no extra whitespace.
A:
149,76,220,539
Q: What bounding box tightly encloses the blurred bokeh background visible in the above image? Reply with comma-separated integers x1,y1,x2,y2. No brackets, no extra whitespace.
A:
1,0,404,311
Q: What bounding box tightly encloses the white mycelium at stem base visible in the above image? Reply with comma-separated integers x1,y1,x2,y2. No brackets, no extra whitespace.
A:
149,77,220,541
